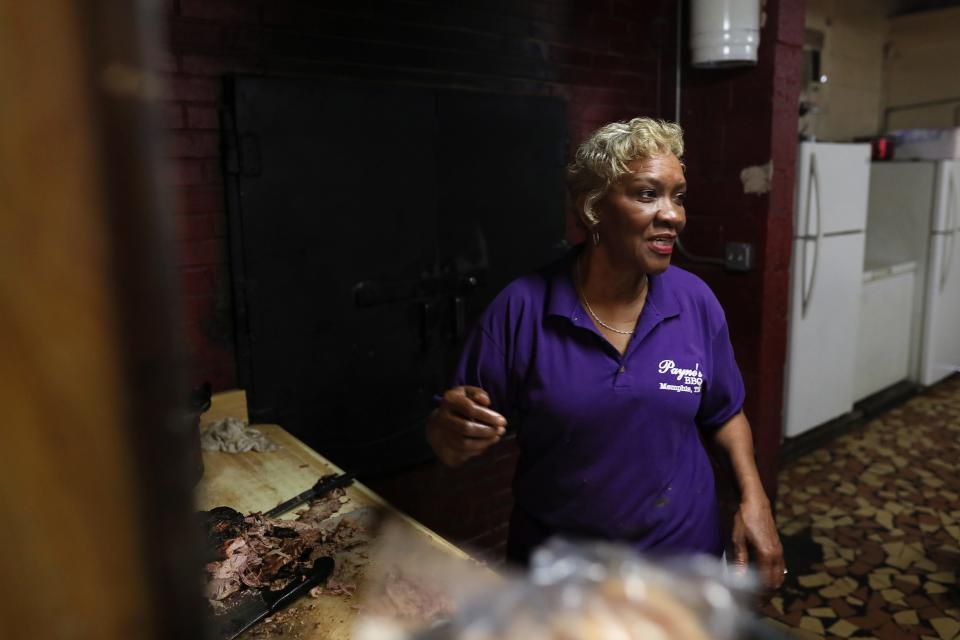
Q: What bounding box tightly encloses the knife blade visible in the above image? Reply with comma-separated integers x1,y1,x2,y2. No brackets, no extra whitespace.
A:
211,556,336,640
264,472,354,518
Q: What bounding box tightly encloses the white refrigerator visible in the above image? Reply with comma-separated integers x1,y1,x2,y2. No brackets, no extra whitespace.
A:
918,160,960,385
783,142,871,438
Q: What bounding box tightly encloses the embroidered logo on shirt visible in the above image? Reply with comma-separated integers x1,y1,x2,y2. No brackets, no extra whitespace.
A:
657,359,703,394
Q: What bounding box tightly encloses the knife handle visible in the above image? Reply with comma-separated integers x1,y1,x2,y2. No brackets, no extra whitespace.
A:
313,472,354,495
265,557,335,612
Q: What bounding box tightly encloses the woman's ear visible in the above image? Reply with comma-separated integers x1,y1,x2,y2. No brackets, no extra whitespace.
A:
574,192,593,228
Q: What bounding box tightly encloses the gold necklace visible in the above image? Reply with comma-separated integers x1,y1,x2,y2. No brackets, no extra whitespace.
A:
575,256,647,336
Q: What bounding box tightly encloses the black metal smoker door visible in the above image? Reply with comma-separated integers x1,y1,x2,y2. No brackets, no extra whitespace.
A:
226,76,443,473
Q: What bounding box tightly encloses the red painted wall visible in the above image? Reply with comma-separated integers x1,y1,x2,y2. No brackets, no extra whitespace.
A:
161,0,803,559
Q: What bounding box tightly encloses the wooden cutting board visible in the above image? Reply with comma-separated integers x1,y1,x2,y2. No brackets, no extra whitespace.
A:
196,391,480,639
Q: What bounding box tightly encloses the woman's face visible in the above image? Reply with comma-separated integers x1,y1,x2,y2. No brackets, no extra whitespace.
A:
591,153,686,274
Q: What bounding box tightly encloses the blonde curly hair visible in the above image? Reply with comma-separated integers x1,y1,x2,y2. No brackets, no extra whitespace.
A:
567,117,684,226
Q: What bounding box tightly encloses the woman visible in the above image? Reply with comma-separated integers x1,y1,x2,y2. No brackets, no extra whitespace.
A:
426,117,784,589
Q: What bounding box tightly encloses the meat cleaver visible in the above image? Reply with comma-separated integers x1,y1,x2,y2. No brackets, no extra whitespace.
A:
210,556,335,640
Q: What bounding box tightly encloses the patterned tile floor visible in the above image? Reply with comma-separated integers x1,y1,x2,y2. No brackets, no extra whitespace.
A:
761,375,960,639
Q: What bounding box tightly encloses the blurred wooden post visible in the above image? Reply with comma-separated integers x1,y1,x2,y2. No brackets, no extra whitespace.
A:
0,3,203,639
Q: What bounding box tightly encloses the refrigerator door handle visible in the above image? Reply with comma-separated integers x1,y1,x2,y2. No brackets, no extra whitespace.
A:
802,152,822,319
942,172,958,292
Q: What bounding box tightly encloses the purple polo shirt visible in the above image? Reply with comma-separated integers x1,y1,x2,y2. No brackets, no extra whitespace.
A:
449,246,744,559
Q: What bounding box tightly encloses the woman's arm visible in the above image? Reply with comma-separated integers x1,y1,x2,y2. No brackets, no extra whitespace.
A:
710,410,785,589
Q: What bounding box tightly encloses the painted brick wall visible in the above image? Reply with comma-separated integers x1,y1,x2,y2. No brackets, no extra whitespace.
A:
162,0,802,560
679,0,804,498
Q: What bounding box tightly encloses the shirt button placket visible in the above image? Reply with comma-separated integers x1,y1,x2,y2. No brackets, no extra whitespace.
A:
614,362,630,389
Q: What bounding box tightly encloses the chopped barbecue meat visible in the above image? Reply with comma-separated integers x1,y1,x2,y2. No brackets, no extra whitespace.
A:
313,577,357,599
201,506,245,532
204,537,260,601
292,487,347,525
198,506,246,562
365,569,453,622
200,500,378,612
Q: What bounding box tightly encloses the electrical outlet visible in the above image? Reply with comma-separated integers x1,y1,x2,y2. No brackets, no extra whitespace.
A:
724,242,754,272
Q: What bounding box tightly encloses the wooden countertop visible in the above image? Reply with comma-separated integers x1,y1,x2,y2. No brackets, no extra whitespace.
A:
196,390,475,639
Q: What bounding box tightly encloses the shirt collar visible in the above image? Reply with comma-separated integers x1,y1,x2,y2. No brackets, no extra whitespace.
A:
546,244,681,322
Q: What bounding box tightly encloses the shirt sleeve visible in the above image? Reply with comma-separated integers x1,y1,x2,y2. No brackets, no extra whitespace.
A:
695,320,746,430
441,323,516,419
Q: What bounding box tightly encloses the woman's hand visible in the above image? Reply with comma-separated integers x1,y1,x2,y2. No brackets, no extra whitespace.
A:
731,495,785,590
426,386,507,467
708,411,785,590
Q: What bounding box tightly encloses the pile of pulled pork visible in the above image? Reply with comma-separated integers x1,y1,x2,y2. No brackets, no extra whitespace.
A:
200,486,369,609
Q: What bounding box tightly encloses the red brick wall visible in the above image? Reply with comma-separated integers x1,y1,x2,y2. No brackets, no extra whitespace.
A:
161,0,802,559
679,0,804,499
